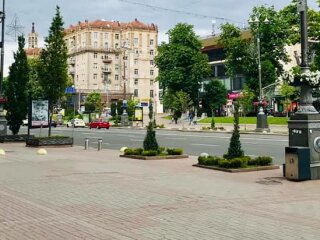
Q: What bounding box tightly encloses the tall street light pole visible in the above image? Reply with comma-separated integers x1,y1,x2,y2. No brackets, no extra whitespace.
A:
0,0,6,136
250,15,270,132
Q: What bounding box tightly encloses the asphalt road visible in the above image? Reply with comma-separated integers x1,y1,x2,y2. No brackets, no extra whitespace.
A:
23,126,288,165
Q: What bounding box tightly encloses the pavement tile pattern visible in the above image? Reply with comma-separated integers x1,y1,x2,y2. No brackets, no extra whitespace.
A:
0,143,319,239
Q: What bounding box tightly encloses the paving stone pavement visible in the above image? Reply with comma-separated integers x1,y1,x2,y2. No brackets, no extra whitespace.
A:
0,143,320,239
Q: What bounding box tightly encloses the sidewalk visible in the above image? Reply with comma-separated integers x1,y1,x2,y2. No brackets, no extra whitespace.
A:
153,113,288,134
0,143,320,239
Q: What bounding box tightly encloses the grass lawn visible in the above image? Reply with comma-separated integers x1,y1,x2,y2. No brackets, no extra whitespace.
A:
198,116,288,125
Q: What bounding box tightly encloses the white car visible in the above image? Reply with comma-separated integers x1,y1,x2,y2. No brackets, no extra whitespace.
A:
67,118,86,128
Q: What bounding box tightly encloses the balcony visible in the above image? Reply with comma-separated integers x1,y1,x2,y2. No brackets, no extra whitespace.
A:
102,58,112,64
102,67,112,73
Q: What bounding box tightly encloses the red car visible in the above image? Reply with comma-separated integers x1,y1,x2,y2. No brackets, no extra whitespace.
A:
89,119,110,129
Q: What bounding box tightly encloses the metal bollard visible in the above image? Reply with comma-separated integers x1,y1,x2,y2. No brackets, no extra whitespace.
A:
85,138,89,150
98,139,102,151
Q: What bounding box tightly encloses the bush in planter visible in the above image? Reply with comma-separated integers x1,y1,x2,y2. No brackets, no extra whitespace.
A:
255,156,273,166
167,148,183,155
157,146,166,154
124,148,143,155
142,150,158,156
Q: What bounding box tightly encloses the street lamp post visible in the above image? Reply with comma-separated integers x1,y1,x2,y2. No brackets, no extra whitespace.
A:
120,43,130,126
249,15,270,132
0,0,6,136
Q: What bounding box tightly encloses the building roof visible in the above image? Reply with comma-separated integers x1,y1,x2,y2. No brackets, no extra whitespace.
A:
201,30,252,51
65,18,158,34
25,47,42,57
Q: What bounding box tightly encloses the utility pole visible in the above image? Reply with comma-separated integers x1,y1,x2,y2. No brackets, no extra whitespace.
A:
0,0,6,136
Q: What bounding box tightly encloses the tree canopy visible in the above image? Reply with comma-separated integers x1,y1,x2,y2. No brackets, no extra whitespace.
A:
6,36,29,135
155,23,211,104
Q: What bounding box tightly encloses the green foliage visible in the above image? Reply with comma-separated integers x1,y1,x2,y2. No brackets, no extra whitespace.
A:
255,156,273,166
27,58,44,99
111,102,117,117
238,85,255,116
166,148,183,155
143,122,159,151
124,148,143,155
163,90,193,115
155,23,211,103
142,150,158,156
199,116,289,125
280,82,297,114
37,6,68,136
5,35,29,135
158,146,166,154
149,99,153,120
127,99,137,117
85,92,102,113
225,101,244,159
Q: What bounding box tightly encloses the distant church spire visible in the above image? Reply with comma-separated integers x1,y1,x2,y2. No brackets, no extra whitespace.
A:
28,22,38,49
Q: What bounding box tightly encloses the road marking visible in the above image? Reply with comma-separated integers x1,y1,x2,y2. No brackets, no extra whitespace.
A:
166,137,186,140
131,139,143,142
192,143,219,147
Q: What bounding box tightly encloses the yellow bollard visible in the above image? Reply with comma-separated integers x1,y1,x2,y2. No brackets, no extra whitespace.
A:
37,148,47,155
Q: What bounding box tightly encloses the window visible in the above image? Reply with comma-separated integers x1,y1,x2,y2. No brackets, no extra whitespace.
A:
134,69,139,75
150,39,154,45
150,50,154,55
94,32,98,39
104,33,108,39
150,60,154,65
150,90,154,98
93,73,97,79
150,80,154,86
134,38,138,46
134,59,138,65
115,34,119,40
134,79,138,85
150,70,154,76
94,41,98,48
115,54,119,60
115,43,119,49
134,89,139,97
115,75,119,80
94,53,98,59
115,64,119,71
104,42,108,49
93,63,97,69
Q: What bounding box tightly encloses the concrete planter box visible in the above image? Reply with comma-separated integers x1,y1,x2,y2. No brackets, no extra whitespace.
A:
120,154,189,160
26,137,73,147
0,134,32,143
193,164,279,173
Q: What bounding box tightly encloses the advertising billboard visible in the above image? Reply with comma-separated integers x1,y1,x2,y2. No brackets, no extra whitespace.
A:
31,100,49,127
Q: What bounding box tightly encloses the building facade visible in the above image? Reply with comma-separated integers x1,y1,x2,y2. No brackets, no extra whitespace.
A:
64,18,162,113
25,23,42,58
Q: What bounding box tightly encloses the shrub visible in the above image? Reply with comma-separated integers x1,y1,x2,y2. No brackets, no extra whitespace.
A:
248,158,257,166
156,124,165,128
218,159,231,168
124,148,143,155
142,150,158,156
255,156,273,166
167,148,183,155
158,146,166,154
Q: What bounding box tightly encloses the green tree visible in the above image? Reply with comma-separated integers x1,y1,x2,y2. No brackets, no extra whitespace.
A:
203,80,227,128
224,100,244,159
238,85,255,130
84,92,102,114
155,23,211,104
246,5,290,97
38,6,68,136
27,58,44,100
143,99,159,151
219,23,251,80
280,82,296,116
5,35,29,135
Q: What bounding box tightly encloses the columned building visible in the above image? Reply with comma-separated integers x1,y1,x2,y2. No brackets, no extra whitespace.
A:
64,18,162,113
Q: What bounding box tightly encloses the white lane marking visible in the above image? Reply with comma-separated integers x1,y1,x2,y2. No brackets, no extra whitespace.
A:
131,139,143,142
166,137,186,140
192,143,219,147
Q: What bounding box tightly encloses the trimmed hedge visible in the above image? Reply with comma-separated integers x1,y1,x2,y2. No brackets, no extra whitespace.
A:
142,150,158,156
124,148,143,155
197,155,273,169
167,148,183,155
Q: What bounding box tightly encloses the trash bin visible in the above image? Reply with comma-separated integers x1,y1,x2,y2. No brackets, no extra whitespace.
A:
285,146,310,181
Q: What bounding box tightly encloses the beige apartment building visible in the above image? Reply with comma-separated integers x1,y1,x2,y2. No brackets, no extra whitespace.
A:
64,18,162,113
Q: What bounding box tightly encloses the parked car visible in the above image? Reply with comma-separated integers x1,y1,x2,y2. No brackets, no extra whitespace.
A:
89,119,110,129
67,118,86,128
22,119,28,126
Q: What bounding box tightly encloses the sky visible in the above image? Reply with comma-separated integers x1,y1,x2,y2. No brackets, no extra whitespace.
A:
3,0,319,76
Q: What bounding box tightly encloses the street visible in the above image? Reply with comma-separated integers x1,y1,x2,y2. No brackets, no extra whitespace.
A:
22,127,288,165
